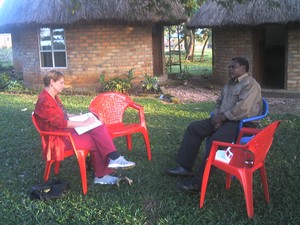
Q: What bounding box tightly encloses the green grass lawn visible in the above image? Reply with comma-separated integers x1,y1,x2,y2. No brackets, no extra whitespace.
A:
165,49,212,76
0,92,299,224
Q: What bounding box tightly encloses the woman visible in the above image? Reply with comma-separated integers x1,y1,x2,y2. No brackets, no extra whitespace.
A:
34,70,135,185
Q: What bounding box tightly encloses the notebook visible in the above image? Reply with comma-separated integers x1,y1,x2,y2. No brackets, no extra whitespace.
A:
69,112,102,135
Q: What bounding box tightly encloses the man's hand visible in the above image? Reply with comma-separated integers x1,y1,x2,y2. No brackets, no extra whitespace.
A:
210,113,227,130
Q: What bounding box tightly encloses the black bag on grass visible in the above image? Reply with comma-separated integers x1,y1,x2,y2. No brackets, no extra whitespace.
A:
29,180,70,200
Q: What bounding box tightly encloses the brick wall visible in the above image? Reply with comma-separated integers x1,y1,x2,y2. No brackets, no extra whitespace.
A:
212,28,253,85
287,26,300,91
12,24,154,91
11,32,23,73
12,28,40,87
212,26,300,92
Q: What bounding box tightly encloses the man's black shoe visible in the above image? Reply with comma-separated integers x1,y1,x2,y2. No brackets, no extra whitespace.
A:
165,166,193,177
178,180,200,194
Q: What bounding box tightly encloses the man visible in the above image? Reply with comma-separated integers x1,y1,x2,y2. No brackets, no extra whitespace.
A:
165,57,262,193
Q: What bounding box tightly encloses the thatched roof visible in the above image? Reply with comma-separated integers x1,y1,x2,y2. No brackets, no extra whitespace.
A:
187,0,300,28
0,0,186,32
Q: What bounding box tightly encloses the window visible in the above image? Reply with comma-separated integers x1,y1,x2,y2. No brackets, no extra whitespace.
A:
39,28,67,68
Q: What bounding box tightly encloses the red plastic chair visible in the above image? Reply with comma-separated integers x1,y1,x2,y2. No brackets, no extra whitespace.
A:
200,121,280,218
32,113,90,195
89,92,152,160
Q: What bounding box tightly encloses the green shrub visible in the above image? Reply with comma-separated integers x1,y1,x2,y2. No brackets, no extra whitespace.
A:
141,74,160,93
0,71,25,92
0,72,10,89
0,48,13,70
6,80,24,92
176,64,192,81
99,69,134,93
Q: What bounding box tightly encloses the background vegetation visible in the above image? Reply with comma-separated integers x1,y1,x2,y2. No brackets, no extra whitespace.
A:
0,47,13,70
0,92,299,224
165,48,212,76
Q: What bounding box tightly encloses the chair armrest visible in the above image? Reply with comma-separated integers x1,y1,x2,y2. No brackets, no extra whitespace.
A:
239,127,262,136
236,127,261,144
207,140,246,162
128,102,146,126
240,114,265,123
39,131,79,153
239,98,269,128
129,102,143,111
212,141,245,149
38,130,72,137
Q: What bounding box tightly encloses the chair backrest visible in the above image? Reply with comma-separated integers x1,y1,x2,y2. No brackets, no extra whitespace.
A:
89,92,132,124
32,112,42,133
32,112,49,155
239,98,269,129
261,98,269,118
246,121,280,165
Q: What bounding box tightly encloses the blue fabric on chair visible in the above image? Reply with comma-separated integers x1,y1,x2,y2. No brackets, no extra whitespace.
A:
239,98,269,143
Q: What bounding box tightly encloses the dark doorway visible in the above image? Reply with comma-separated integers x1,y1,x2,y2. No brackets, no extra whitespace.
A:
263,25,286,89
253,25,286,89
152,25,164,76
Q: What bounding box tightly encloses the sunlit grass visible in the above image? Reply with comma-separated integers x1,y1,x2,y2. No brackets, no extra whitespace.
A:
165,49,212,76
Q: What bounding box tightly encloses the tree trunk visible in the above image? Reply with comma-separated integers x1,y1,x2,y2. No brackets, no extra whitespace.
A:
200,35,209,62
185,29,195,61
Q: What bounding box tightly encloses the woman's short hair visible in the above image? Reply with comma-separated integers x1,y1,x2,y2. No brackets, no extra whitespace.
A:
232,57,249,72
43,70,64,87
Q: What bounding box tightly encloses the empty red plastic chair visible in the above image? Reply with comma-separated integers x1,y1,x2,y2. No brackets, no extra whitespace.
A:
200,121,280,218
89,92,152,160
32,112,90,195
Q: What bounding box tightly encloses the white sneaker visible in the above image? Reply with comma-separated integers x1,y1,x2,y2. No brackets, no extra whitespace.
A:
94,175,119,185
108,156,136,169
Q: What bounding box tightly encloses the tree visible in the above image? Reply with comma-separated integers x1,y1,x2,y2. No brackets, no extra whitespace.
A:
170,0,280,62
197,28,211,62
175,0,211,62
180,0,199,61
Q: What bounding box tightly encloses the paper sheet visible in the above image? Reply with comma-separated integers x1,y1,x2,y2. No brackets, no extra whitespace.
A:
69,112,102,135
215,147,233,164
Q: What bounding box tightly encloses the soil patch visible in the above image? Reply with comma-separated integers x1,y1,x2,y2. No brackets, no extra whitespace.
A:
159,76,300,115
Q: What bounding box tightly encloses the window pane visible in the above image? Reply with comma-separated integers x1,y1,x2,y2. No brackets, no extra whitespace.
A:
39,28,67,68
40,52,53,67
53,28,65,50
40,28,52,51
54,52,66,67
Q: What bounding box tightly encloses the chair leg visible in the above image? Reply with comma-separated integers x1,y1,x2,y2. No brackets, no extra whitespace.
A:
86,153,93,172
54,161,61,174
142,129,152,161
226,173,232,189
200,162,212,208
126,135,133,151
241,171,254,218
259,165,270,203
76,150,88,195
44,160,54,181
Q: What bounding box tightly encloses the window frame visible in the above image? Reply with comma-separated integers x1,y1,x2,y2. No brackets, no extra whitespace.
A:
38,27,68,68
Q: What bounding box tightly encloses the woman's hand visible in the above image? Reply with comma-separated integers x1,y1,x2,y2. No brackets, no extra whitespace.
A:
82,116,97,126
